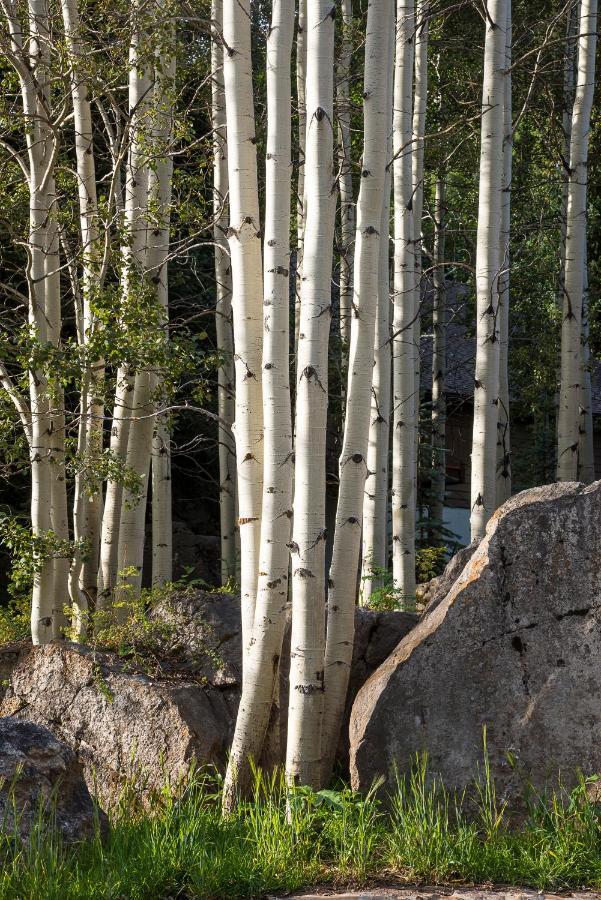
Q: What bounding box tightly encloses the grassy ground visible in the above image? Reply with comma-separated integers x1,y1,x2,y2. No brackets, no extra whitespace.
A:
2,757,601,899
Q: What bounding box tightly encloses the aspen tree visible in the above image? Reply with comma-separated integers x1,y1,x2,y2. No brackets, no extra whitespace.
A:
149,28,176,587
496,0,512,508
223,0,264,646
322,0,392,784
392,0,417,602
338,0,354,351
411,0,428,463
98,2,151,602
211,0,237,584
222,0,294,809
117,7,176,598
7,0,60,643
286,0,336,789
557,1,578,312
0,0,62,642
360,14,394,605
23,0,70,637
579,249,595,482
294,0,307,351
469,0,507,542
151,418,172,584
46,158,70,637
113,2,155,601
431,176,446,535
557,0,597,482
61,0,103,629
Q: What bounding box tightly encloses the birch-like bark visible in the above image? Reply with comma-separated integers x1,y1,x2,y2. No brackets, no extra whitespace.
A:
117,10,176,598
557,1,579,311
294,0,307,353
18,0,56,643
99,1,151,602
152,418,172,583
116,370,154,595
579,248,595,482
222,0,294,808
321,0,392,784
223,0,264,646
557,0,597,481
97,368,134,601
392,0,416,602
470,0,507,541
150,41,176,587
46,176,70,638
431,176,446,536
338,0,354,350
212,0,237,584
286,0,336,789
360,24,394,605
411,0,428,468
61,0,104,626
496,0,512,508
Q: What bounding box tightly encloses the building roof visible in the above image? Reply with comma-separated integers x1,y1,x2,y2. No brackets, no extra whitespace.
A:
419,281,601,416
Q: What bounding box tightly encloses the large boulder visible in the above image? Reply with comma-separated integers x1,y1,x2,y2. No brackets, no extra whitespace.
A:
150,589,242,685
0,640,32,702
416,541,478,612
1,591,417,799
1,642,238,806
0,717,107,843
350,482,601,805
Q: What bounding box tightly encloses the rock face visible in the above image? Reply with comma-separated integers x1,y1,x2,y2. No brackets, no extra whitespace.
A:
1,591,417,800
0,717,107,843
350,482,601,804
0,641,32,702
151,589,242,686
416,541,477,612
1,641,239,805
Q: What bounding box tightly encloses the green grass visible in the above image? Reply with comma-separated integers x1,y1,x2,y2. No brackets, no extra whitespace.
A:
2,757,601,899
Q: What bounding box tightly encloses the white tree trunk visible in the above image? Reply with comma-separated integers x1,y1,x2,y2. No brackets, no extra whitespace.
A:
411,0,428,484
46,177,70,638
222,0,294,808
360,22,394,604
469,0,507,541
392,0,416,603
99,1,151,604
321,0,392,784
149,40,176,588
286,0,336,789
212,0,237,584
338,0,354,350
117,9,176,599
431,176,446,537
557,1,579,312
579,249,595,482
223,0,264,647
20,0,56,644
61,0,104,627
496,0,512,509
98,368,134,602
294,0,307,354
557,0,597,481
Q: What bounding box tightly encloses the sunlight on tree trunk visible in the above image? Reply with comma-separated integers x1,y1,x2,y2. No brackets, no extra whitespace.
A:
286,0,336,790
557,0,597,482
470,0,507,541
392,0,417,603
322,0,393,785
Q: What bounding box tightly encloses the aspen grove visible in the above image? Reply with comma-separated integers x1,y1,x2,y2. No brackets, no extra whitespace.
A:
0,0,599,800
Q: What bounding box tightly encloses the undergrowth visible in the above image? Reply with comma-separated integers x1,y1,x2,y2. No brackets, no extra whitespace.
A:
1,754,601,899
